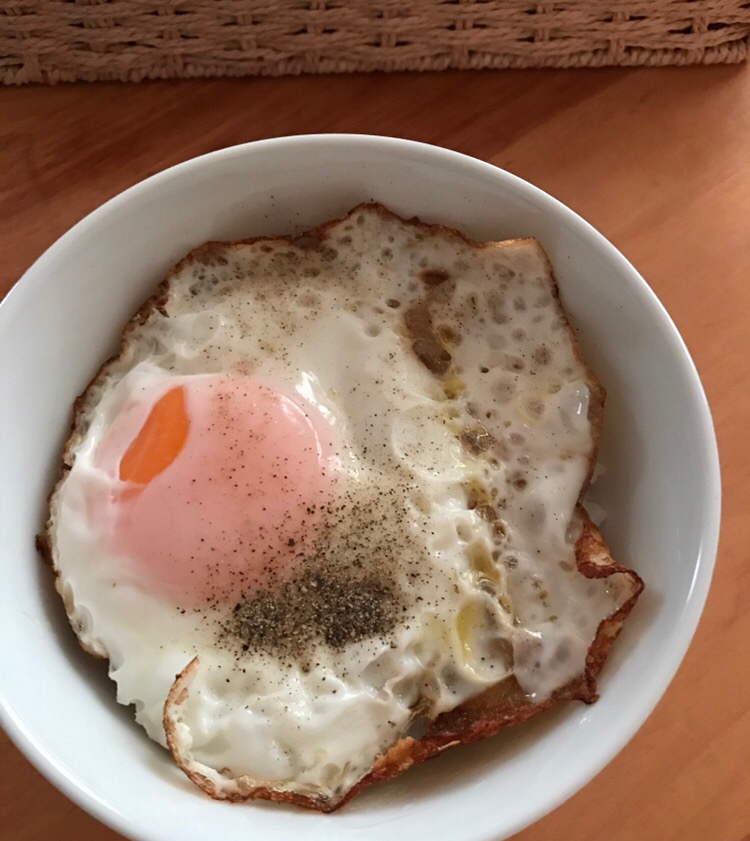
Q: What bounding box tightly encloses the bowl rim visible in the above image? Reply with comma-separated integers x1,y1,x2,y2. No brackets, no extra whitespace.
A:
0,133,721,841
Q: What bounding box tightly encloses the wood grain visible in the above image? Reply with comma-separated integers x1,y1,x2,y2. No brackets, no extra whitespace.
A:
1,65,749,841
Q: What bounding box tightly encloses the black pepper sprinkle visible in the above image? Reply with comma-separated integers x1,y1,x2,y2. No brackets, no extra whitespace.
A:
215,492,425,662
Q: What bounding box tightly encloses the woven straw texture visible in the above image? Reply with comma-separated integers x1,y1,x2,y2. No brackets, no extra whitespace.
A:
2,1,749,85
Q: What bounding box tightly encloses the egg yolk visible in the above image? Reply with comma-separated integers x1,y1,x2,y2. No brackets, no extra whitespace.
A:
95,377,336,606
119,386,189,485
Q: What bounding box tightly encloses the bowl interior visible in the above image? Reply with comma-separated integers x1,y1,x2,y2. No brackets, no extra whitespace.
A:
0,136,719,841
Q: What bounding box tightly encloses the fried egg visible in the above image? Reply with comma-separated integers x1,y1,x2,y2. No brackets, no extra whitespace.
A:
46,204,639,809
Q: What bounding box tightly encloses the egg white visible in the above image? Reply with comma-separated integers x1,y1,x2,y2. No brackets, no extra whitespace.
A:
49,206,630,803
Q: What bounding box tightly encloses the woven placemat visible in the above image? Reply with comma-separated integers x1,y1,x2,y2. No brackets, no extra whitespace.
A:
2,0,749,85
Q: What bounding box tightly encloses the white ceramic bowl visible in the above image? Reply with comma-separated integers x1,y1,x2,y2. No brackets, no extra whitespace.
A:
0,136,720,841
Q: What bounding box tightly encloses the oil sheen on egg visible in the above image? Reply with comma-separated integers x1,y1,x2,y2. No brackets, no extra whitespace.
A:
48,205,634,806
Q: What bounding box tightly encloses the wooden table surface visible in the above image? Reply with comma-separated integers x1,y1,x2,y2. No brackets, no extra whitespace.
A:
1,65,749,841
